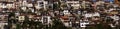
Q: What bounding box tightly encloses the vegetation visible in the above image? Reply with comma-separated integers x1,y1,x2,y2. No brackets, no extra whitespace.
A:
15,17,72,29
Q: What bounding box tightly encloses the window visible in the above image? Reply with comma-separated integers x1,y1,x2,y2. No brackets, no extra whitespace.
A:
39,2,43,4
118,0,120,2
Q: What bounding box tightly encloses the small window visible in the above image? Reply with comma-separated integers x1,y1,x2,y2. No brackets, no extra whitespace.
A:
39,2,43,4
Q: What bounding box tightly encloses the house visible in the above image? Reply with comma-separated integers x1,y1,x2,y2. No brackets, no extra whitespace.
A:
0,23,7,29
18,16,25,22
80,21,89,27
66,1,80,9
41,16,52,25
6,4,15,8
27,3,33,7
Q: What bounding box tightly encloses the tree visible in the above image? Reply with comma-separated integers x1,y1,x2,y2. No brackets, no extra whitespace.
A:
16,23,21,29
50,18,72,29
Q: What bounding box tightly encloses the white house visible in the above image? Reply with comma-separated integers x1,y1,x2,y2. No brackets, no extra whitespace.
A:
18,16,25,21
66,1,80,9
0,23,7,29
80,22,89,27
41,16,52,24
27,4,33,7
92,12,100,17
63,10,70,15
84,13,93,18
110,15,119,21
6,4,15,8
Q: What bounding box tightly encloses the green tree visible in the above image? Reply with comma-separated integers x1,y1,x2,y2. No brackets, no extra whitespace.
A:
50,18,72,29
16,23,21,29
